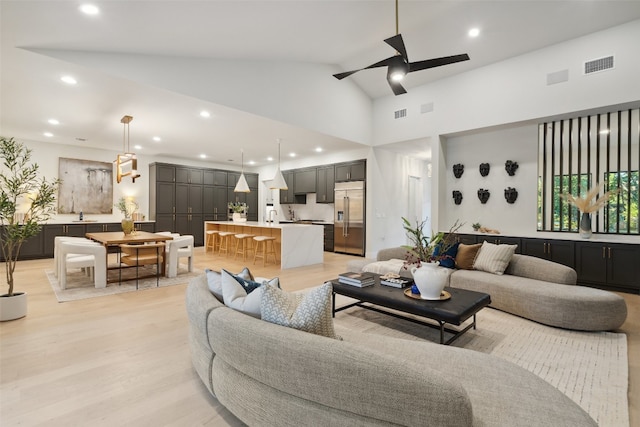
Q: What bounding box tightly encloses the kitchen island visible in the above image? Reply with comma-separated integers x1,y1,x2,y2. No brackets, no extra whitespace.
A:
204,221,323,269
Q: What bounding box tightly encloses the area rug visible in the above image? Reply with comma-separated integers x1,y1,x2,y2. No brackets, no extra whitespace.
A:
332,298,628,427
46,266,202,302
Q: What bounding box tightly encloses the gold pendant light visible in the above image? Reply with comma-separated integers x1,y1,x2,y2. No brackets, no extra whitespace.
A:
114,115,140,183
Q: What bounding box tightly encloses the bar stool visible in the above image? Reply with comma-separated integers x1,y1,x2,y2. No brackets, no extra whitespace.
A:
205,230,219,253
234,233,255,261
253,236,278,266
217,231,235,256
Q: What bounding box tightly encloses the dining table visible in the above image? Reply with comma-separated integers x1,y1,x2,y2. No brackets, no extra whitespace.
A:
85,231,173,282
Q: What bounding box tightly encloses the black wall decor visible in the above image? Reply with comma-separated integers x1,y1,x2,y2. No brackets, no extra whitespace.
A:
453,163,464,178
477,189,490,204
479,163,490,177
504,187,518,204
505,160,519,176
452,190,463,205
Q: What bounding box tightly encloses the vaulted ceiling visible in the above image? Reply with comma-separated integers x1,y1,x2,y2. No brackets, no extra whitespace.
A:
2,1,640,166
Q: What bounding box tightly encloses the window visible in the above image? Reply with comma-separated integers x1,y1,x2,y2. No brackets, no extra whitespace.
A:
538,107,639,235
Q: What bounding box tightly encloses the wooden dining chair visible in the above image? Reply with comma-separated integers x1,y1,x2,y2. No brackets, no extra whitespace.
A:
119,243,165,289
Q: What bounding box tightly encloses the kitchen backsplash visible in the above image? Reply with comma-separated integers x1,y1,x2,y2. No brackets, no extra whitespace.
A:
279,193,334,222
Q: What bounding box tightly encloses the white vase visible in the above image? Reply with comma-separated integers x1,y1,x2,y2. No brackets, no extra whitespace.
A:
0,292,27,321
411,263,451,300
232,212,246,222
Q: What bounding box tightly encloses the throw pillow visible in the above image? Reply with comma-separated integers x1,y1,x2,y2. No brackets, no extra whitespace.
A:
220,270,279,318
433,242,460,269
261,282,338,339
205,267,263,299
473,241,517,275
455,243,482,270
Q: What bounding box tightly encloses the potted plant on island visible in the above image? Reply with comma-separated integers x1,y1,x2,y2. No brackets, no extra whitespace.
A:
114,197,138,235
401,217,462,300
1,137,59,321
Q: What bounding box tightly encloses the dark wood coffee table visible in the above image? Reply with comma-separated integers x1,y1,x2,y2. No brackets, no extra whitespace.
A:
330,274,491,345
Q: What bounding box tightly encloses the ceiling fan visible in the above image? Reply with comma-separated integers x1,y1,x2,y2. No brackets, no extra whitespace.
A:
333,0,470,96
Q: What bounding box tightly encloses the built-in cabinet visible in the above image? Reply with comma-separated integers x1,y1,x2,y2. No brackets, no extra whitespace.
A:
454,233,639,294
335,160,366,182
150,162,259,245
281,160,364,203
293,168,317,194
1,222,155,261
316,165,335,203
322,224,334,252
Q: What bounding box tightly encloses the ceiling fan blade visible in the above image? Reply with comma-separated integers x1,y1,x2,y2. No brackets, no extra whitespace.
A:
384,34,408,61
387,77,407,96
333,57,396,80
409,54,470,72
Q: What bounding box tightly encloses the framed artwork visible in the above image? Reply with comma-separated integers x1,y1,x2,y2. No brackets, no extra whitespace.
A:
57,158,113,214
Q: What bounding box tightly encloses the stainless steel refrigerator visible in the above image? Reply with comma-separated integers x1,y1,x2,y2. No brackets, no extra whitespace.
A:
334,181,365,256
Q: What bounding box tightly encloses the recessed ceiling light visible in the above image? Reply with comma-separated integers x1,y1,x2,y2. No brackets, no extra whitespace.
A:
468,28,480,38
43,132,53,137
248,161,256,166
289,152,296,158
199,154,207,159
152,136,161,142
60,75,77,85
134,145,142,150
79,4,100,15
267,156,274,161
199,110,210,118
315,147,323,153
48,119,60,125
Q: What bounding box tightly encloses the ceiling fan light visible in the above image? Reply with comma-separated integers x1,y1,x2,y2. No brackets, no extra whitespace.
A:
390,71,405,82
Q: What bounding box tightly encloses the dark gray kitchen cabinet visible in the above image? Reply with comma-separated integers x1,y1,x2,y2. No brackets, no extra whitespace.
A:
279,171,295,204
316,165,335,203
294,168,317,194
476,236,522,253
204,185,228,221
85,223,121,233
204,169,227,186
176,214,204,246
176,166,203,184
521,238,575,268
335,160,366,182
43,224,86,257
453,234,478,245
2,226,45,260
155,164,176,182
246,173,259,189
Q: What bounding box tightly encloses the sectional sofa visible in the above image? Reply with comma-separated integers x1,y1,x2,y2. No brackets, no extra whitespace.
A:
347,247,627,331
186,274,597,426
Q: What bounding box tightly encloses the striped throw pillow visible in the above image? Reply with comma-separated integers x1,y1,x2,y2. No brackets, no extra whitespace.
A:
473,241,517,275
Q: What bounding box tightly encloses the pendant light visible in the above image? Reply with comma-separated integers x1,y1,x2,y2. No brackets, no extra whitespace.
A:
234,149,250,193
114,115,140,183
269,138,288,190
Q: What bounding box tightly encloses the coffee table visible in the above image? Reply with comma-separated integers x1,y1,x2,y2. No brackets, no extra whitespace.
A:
330,274,491,345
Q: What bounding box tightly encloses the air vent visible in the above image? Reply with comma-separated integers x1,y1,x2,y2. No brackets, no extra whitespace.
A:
584,55,614,75
394,108,407,119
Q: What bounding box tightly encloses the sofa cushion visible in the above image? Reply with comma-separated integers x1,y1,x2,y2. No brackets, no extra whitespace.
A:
206,267,256,300
473,241,517,275
220,270,278,318
455,243,482,270
433,242,460,268
261,282,338,339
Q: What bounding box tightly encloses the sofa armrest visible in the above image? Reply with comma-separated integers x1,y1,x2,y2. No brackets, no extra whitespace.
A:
377,246,411,261
504,254,577,285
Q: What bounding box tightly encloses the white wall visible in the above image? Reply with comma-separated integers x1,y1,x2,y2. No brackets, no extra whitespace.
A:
441,124,539,236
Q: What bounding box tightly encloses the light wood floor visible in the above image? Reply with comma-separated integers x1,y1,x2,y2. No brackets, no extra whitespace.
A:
1,248,638,426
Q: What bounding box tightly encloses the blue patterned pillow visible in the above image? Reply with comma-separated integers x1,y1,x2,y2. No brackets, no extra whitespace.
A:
433,242,460,269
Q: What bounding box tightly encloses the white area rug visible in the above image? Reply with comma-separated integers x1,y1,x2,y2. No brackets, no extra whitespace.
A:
333,297,628,427
46,266,201,302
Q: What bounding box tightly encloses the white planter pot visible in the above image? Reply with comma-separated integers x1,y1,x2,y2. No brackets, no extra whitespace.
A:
0,292,27,321
232,212,247,222
411,263,451,300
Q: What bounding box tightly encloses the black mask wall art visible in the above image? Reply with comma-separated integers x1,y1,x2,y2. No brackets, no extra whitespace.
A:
452,190,463,205
453,164,464,178
504,187,518,204
477,189,490,204
479,163,490,177
505,160,519,176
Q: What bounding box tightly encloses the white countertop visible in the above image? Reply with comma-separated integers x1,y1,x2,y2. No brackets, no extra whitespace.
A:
205,220,322,229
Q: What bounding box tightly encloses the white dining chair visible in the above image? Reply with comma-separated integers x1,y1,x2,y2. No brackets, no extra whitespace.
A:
58,241,107,289
166,235,194,278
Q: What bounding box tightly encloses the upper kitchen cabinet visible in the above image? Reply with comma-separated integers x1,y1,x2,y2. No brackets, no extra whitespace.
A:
155,163,176,182
335,160,366,182
293,168,317,194
279,171,295,204
246,173,259,189
176,167,203,184
316,165,335,203
204,169,228,186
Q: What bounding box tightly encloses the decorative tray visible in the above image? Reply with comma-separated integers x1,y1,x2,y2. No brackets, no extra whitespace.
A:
404,288,451,301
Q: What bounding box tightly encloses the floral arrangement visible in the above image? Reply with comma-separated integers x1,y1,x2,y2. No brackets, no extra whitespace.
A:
402,217,463,268
228,202,246,213
562,182,618,213
114,197,138,219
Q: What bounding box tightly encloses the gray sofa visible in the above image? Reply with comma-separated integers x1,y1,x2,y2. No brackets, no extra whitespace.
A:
348,247,627,331
186,274,597,426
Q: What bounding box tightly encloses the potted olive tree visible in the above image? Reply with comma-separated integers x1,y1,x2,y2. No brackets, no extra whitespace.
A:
0,137,59,321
